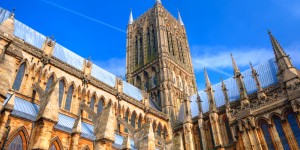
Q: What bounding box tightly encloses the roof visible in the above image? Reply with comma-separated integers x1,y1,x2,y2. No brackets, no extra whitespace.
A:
3,95,137,149
190,58,278,117
0,7,144,103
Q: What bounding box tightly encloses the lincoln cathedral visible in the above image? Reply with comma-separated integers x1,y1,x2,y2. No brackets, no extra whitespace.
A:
0,0,299,149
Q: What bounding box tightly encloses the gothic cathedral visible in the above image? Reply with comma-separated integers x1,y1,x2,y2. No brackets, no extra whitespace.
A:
0,0,299,150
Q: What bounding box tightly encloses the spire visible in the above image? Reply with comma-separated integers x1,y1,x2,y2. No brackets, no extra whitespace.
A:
204,68,217,112
231,53,240,74
268,30,288,61
178,11,184,26
204,68,211,88
250,62,267,100
156,0,162,4
128,10,133,25
221,77,230,107
268,30,295,74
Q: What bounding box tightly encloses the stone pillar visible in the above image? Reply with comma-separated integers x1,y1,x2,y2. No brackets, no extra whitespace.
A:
29,119,56,150
69,133,80,150
95,140,113,150
121,135,131,150
0,111,10,143
269,124,284,149
183,123,195,150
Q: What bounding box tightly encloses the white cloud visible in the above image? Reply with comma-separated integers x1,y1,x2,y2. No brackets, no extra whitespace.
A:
191,45,300,77
93,57,126,78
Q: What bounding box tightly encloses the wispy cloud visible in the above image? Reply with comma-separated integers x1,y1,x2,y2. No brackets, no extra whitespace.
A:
40,0,126,33
191,45,300,77
93,57,126,78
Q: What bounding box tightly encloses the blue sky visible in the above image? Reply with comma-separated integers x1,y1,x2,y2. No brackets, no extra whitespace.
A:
1,0,300,90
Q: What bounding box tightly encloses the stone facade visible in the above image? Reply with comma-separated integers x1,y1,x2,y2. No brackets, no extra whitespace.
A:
0,1,300,150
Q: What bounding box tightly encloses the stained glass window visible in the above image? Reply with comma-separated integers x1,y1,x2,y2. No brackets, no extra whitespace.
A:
8,135,23,150
90,96,95,111
58,80,65,107
287,113,300,147
45,75,54,92
64,85,74,111
12,63,26,91
273,116,290,150
131,113,136,128
157,125,161,137
125,111,129,133
138,116,141,128
260,121,275,149
49,145,56,150
97,99,103,113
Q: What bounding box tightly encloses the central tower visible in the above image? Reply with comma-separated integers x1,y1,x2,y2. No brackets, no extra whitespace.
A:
126,1,196,121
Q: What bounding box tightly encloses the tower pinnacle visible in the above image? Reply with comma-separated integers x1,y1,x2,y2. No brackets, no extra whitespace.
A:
156,0,162,4
231,53,240,74
178,11,184,26
128,10,133,25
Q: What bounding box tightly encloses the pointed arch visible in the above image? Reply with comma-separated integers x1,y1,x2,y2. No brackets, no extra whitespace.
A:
49,136,63,150
64,83,74,111
284,110,300,147
272,115,290,149
58,78,66,108
81,145,90,150
5,126,29,150
125,108,130,133
131,111,137,128
97,96,105,113
137,113,143,128
12,62,27,91
45,73,56,92
258,119,275,150
157,123,162,137
89,93,96,111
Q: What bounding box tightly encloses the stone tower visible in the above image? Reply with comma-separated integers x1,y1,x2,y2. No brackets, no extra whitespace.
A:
126,1,196,121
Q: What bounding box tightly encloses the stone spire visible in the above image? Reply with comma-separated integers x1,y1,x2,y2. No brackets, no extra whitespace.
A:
250,62,267,100
221,78,230,107
156,0,162,4
196,91,203,117
128,10,133,25
204,68,217,112
231,53,240,74
178,11,184,26
196,91,207,150
268,31,298,78
231,54,249,109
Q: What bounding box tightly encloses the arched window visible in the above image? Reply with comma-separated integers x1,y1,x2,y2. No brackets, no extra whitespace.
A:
58,80,65,107
64,85,74,111
12,63,26,91
45,75,54,92
273,116,290,149
287,113,300,146
125,111,129,133
138,116,142,128
131,113,136,128
157,124,161,137
153,122,156,133
260,121,275,149
8,135,23,150
152,28,157,53
90,96,95,111
163,127,167,139
49,145,56,150
147,27,151,58
97,98,104,113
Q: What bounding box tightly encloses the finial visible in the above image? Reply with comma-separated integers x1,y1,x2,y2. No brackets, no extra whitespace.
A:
128,9,133,25
204,68,211,87
9,8,15,18
231,53,240,73
178,11,184,26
